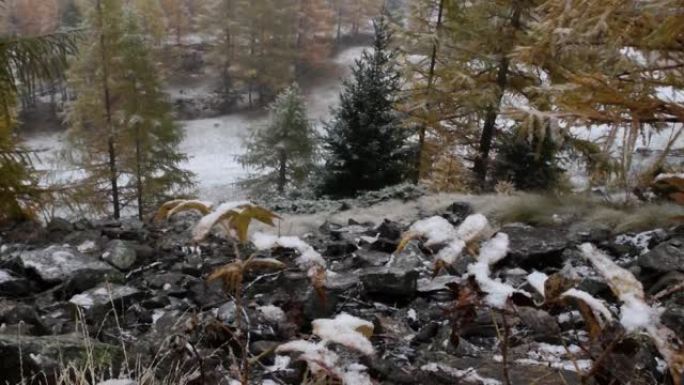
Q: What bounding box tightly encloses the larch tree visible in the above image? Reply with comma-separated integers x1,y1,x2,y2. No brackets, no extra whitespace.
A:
398,0,447,183
514,0,684,188
160,0,189,45
238,84,316,194
295,0,334,76
436,0,541,188
320,17,410,197
132,0,166,45
0,26,75,222
66,0,193,219
233,0,299,106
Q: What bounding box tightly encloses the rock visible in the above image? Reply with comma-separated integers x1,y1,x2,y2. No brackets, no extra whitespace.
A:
46,218,73,234
503,225,572,267
638,237,684,273
325,241,357,257
417,276,460,293
517,306,561,337
19,245,116,285
0,300,49,335
443,202,474,225
361,267,419,299
0,333,122,385
388,242,426,271
69,284,144,323
102,240,137,271
375,220,403,241
3,221,47,244
354,249,391,267
0,269,31,297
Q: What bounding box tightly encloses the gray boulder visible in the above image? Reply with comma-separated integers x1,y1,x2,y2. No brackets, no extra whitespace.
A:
637,237,684,273
19,245,116,284
503,225,571,267
361,266,419,299
102,240,137,270
0,269,30,298
0,333,121,385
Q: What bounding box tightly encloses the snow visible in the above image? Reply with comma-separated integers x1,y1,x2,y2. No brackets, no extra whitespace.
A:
619,292,659,332
340,364,373,385
654,173,684,182
0,270,13,283
421,363,502,385
258,305,286,323
265,355,291,372
77,240,97,253
526,271,548,297
614,230,662,256
251,232,326,269
478,233,509,265
276,340,339,375
69,293,94,308
407,309,418,323
456,213,489,242
561,288,614,323
311,313,375,355
95,380,136,385
408,216,456,246
435,239,465,264
463,232,518,308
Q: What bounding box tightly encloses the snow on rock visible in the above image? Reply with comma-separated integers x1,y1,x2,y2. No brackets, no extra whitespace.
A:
265,355,291,372
258,305,286,323
435,239,466,264
466,233,518,308
312,313,375,355
277,340,340,375
526,271,548,297
251,232,326,269
421,363,502,385
96,379,136,385
340,363,373,385
478,233,509,265
456,213,490,242
408,216,456,246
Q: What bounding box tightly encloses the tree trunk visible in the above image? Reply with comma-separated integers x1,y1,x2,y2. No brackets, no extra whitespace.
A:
135,123,144,221
473,3,522,188
97,0,120,219
414,0,445,184
278,149,287,194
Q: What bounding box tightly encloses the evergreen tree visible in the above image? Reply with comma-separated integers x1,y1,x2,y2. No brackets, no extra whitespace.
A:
66,0,193,219
493,126,564,192
319,17,409,197
238,84,315,194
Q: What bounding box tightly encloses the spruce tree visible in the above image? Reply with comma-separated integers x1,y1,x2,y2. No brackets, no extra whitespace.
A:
319,17,409,197
66,0,193,219
238,84,315,194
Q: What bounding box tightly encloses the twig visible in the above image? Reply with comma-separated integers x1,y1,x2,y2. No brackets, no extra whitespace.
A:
581,331,624,382
492,310,513,385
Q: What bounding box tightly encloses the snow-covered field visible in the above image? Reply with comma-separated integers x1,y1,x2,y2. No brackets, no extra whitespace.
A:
20,46,368,204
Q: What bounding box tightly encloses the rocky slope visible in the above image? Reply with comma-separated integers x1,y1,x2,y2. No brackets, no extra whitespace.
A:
0,200,682,385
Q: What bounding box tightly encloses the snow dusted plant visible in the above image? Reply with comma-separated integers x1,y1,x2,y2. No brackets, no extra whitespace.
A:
154,199,280,243
276,313,375,385
580,244,684,384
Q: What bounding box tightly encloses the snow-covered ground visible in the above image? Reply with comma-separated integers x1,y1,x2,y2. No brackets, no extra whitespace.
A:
20,46,368,204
